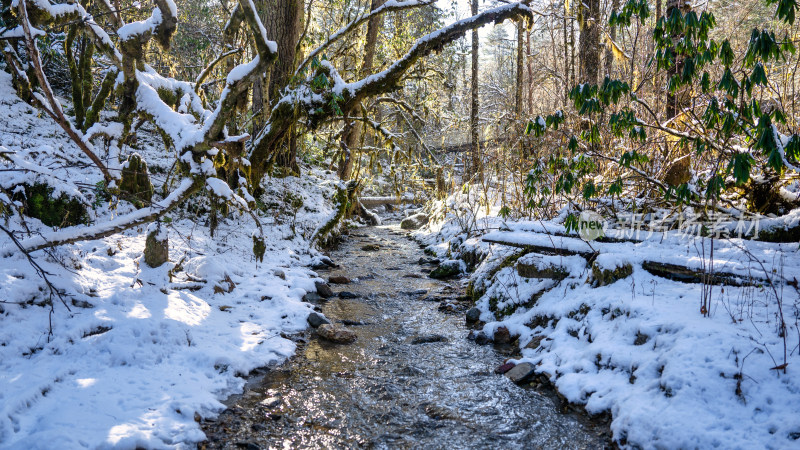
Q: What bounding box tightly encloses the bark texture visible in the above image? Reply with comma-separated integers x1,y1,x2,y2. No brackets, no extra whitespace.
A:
338,0,386,180
253,0,304,174
665,0,691,120
469,0,481,182
578,0,600,85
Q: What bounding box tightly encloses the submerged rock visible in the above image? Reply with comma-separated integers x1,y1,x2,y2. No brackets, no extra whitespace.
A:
316,324,357,344
260,396,282,409
307,312,330,328
505,362,536,384
473,331,492,346
338,291,359,299
328,275,350,284
418,257,440,265
410,334,448,344
495,362,516,374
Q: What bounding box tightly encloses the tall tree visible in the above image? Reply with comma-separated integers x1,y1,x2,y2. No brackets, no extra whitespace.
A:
338,0,386,180
665,0,691,119
253,0,304,174
469,0,481,182
605,0,620,77
578,0,600,84
515,20,524,120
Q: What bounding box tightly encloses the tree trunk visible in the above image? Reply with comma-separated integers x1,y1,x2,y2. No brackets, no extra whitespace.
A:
578,0,600,85
569,3,575,88
469,0,481,183
665,0,690,120
561,6,568,104
338,0,386,180
254,0,304,175
515,20,524,120
605,0,620,78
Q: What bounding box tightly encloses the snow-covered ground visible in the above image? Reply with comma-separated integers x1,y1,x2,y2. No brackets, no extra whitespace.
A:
0,69,340,448
417,196,800,449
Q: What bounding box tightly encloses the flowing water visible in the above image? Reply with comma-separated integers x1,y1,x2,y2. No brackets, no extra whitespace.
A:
201,223,609,449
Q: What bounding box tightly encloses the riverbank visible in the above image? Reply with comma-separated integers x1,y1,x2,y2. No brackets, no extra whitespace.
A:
416,210,800,449
200,223,609,449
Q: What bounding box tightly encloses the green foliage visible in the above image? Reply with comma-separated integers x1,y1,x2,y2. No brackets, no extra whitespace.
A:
523,0,800,217
13,183,89,227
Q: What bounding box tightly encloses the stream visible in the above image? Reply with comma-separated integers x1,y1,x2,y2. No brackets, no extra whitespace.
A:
200,223,609,449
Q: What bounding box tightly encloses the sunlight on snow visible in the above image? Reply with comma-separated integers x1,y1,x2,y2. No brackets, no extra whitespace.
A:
106,411,159,445
239,322,264,352
164,293,210,326
127,302,152,319
76,378,97,388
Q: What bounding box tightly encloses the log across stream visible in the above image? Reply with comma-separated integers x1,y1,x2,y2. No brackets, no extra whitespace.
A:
200,223,609,449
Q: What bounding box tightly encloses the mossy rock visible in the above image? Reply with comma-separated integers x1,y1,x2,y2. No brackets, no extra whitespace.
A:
12,183,89,227
590,261,633,287
757,223,800,243
400,213,429,230
430,260,463,279
460,247,485,271
119,153,154,208
516,256,569,280
144,223,168,268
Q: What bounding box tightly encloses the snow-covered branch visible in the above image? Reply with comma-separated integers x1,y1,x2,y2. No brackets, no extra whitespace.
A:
295,0,436,76
15,177,203,253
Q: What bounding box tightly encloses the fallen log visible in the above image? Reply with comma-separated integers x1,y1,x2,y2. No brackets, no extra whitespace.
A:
640,261,764,287
481,236,595,259
359,196,415,207
482,234,772,287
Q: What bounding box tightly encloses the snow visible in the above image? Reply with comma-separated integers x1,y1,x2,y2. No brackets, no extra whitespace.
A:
117,7,163,41
0,68,341,448
416,192,800,449
245,0,277,53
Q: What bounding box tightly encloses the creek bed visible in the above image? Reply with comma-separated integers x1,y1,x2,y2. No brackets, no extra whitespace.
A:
200,224,609,449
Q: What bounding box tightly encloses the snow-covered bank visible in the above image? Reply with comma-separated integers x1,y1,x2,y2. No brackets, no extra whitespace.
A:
0,198,340,448
0,68,341,448
416,205,800,449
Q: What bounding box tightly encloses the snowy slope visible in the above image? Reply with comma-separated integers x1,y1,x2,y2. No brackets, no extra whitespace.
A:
0,69,337,448
417,200,800,450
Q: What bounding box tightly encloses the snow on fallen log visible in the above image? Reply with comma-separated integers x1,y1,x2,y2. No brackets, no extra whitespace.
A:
482,230,775,286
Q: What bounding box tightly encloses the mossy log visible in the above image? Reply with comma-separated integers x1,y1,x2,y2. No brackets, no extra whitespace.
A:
484,236,772,287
